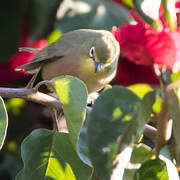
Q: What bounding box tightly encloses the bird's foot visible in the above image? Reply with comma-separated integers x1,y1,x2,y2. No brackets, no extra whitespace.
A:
25,68,40,89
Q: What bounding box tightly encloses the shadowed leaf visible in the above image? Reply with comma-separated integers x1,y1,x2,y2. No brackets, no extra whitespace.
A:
56,0,128,32
87,86,155,179
135,159,168,180
29,0,62,40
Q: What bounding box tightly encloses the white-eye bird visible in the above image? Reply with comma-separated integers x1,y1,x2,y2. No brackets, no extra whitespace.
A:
16,29,120,93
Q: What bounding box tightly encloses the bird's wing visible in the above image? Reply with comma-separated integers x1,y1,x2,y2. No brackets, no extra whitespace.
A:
16,30,84,72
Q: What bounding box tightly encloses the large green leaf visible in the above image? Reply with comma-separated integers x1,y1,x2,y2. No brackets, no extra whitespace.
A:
56,0,128,32
0,97,8,150
87,86,155,179
0,0,22,62
29,0,62,40
135,159,168,180
16,129,92,180
52,76,88,150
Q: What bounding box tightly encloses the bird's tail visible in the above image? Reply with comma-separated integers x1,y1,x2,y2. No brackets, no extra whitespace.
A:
19,47,40,54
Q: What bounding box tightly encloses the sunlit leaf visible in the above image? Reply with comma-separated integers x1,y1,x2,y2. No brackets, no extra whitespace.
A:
121,0,133,8
16,129,92,180
52,76,88,149
87,86,155,179
130,143,154,164
0,97,8,150
47,29,61,44
128,84,152,99
128,84,162,113
152,95,162,114
171,72,180,82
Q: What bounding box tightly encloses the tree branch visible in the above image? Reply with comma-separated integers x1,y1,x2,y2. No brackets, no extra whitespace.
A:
0,87,61,110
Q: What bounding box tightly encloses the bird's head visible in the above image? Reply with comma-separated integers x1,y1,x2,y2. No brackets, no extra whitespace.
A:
86,30,120,73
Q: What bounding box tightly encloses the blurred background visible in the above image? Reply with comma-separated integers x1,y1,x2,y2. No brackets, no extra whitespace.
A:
0,0,159,179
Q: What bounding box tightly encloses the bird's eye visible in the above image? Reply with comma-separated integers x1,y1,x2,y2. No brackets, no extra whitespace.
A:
89,46,95,58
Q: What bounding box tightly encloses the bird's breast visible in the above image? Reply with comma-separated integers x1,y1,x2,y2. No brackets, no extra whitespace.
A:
41,56,117,94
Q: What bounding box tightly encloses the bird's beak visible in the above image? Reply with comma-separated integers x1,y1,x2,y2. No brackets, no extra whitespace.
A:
94,61,102,73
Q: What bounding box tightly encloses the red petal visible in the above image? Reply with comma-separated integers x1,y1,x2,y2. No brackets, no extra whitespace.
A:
113,23,153,66
146,30,180,70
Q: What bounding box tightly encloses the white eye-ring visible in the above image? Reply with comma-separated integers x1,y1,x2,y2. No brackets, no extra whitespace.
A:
89,46,95,58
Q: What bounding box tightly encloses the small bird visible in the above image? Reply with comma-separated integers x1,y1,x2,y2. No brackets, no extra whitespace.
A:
16,29,120,94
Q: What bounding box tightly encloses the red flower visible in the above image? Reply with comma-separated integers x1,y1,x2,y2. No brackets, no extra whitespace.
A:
112,24,180,72
112,3,180,86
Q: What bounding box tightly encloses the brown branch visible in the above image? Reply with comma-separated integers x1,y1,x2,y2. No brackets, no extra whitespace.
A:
0,87,61,110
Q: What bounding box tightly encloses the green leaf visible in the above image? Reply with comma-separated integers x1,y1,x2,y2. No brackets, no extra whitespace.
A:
171,72,180,82
152,95,162,114
128,84,162,113
29,0,62,40
128,84,152,99
121,0,134,8
77,120,92,167
47,29,61,44
87,86,155,179
56,0,129,32
0,0,22,62
123,169,137,180
166,90,180,167
119,91,155,152
16,129,92,180
135,159,168,180
130,144,154,164
52,76,88,150
133,0,162,30
0,97,8,150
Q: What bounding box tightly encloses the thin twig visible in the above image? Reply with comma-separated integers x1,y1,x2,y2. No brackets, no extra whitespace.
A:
51,108,61,131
